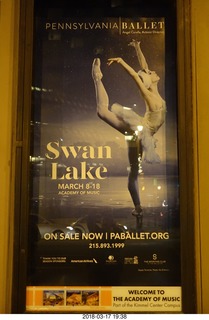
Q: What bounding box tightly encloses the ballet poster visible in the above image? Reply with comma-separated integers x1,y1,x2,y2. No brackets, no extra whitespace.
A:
26,0,181,312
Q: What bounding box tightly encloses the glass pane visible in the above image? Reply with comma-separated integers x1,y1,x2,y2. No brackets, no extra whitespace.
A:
26,0,181,312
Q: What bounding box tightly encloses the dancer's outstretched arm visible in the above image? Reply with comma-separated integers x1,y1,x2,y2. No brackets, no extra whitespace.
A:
108,57,149,98
108,57,163,112
128,39,149,71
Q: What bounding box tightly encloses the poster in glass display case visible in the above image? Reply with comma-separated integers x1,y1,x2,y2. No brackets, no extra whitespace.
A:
25,0,181,312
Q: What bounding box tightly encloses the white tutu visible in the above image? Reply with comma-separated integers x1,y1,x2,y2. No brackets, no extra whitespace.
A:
141,128,161,163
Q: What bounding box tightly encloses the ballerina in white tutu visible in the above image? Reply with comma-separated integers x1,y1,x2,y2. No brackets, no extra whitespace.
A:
92,40,166,217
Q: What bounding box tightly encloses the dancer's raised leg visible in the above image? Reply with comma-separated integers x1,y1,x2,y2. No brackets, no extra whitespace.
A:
92,58,129,134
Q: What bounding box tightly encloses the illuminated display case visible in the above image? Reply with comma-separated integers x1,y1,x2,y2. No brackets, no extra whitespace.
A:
12,0,196,314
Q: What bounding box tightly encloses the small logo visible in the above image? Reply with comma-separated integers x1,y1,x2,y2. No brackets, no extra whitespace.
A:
108,255,114,261
153,254,158,261
124,256,139,264
70,259,97,264
144,253,167,266
106,255,117,264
